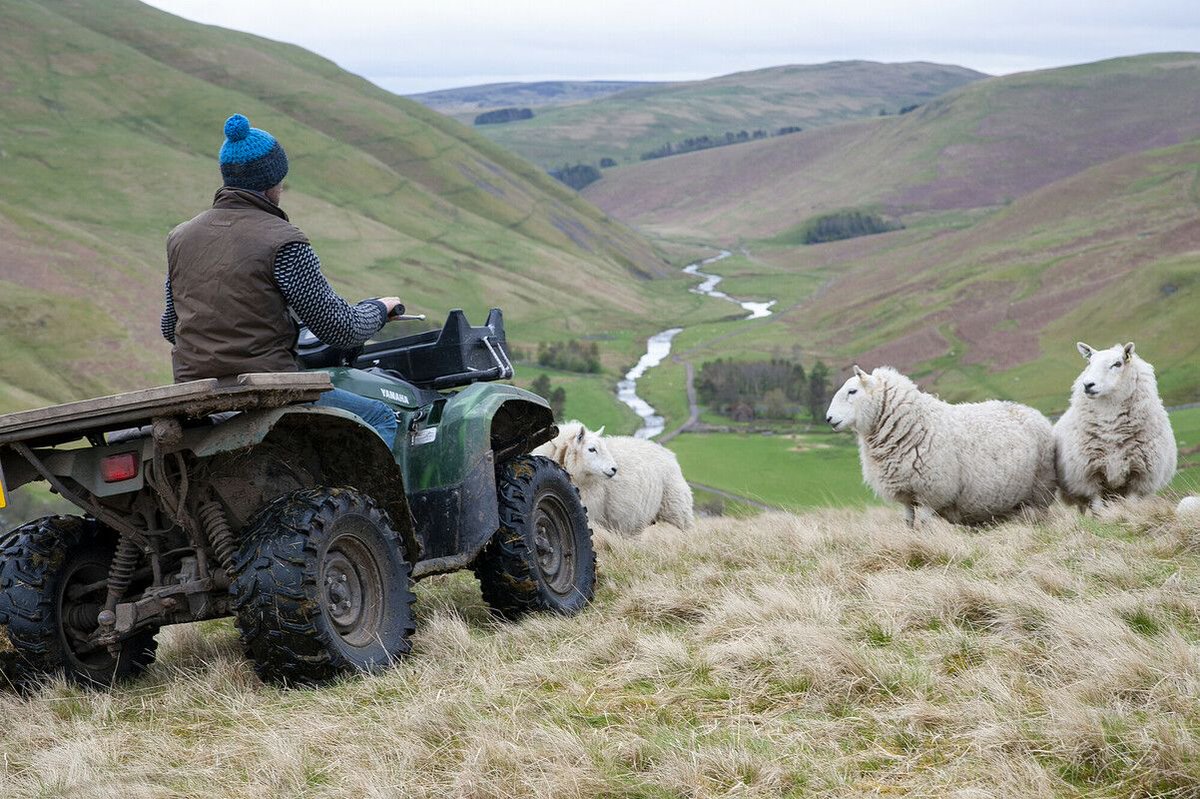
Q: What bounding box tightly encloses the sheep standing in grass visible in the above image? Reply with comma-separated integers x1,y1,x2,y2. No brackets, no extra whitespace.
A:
1054,342,1176,513
533,422,694,534
825,366,1057,526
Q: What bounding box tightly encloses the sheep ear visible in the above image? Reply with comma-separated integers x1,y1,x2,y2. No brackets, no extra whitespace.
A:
1123,342,1135,361
595,425,606,436
852,364,873,387
575,425,587,443
1076,342,1094,360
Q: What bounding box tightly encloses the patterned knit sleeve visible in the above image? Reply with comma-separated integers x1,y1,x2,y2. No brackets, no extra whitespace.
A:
273,241,388,348
160,277,177,344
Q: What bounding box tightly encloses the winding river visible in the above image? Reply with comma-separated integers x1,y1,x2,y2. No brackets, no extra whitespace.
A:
619,251,777,438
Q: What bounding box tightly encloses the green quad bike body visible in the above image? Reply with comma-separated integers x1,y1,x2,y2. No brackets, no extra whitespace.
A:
0,309,594,687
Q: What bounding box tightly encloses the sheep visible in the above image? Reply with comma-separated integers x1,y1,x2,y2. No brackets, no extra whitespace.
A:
1180,494,1200,520
1053,342,1177,513
825,365,1057,526
1178,496,1200,519
532,422,694,535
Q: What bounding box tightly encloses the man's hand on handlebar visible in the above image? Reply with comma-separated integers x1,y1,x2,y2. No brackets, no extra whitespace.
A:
378,297,405,318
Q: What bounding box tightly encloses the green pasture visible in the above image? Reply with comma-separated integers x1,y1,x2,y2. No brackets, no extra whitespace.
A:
1171,407,1200,494
668,430,878,511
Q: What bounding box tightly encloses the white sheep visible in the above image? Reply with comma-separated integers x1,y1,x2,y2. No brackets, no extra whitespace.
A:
1053,342,1177,513
533,422,694,535
825,365,1057,526
1178,496,1200,519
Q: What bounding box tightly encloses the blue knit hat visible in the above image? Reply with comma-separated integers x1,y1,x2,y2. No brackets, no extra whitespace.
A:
218,114,289,192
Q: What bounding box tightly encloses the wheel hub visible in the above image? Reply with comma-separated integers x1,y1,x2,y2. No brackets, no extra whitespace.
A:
532,491,576,596
324,556,363,629
320,531,385,649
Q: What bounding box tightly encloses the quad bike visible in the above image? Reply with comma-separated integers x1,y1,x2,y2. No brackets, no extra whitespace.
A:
0,309,594,687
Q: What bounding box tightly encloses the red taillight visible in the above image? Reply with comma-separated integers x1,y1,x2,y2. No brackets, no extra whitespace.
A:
100,452,140,483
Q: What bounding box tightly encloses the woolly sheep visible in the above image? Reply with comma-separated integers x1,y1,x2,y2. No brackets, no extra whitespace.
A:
1053,342,1176,513
1178,496,1200,519
825,365,1057,526
532,422,694,535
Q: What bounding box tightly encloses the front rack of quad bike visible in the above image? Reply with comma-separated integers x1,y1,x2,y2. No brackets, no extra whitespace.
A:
299,308,514,390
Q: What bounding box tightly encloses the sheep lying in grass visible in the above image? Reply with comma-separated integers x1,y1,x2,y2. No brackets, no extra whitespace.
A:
1178,496,1200,518
1054,342,1177,513
533,422,694,535
825,366,1057,526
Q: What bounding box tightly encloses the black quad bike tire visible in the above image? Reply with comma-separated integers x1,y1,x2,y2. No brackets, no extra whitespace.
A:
0,516,158,688
230,487,416,686
475,455,596,619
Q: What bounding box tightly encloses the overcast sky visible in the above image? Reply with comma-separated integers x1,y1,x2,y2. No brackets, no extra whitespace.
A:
143,1,1199,95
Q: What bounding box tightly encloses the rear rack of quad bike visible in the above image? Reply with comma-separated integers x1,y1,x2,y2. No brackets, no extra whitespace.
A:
354,308,514,390
0,372,333,449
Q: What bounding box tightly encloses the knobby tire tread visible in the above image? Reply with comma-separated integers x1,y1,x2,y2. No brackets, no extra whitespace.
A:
230,487,415,686
0,515,157,687
474,456,596,619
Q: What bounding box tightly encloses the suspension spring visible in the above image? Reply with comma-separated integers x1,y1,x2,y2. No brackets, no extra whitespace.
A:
198,501,236,573
103,532,140,615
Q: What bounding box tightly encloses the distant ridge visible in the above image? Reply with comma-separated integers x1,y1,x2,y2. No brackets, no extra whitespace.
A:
455,61,987,168
409,80,660,118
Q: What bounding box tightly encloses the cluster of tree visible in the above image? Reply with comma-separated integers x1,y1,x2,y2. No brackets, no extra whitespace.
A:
537,339,602,373
474,107,534,125
879,104,922,117
548,163,602,191
697,357,831,423
639,126,804,161
599,157,617,168
529,374,567,422
800,210,903,245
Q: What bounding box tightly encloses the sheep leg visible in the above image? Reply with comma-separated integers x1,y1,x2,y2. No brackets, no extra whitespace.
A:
1087,495,1105,516
904,504,916,528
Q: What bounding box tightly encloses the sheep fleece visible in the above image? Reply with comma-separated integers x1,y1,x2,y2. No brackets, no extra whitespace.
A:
858,369,1056,524
1053,355,1176,508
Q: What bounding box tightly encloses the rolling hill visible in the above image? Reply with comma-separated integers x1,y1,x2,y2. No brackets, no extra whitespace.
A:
455,61,986,169
585,54,1200,412
0,0,680,414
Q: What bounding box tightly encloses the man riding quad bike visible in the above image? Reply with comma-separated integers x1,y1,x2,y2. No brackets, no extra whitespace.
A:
0,113,595,687
0,309,596,687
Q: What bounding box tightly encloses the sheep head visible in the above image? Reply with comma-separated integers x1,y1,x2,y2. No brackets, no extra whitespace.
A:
1074,341,1138,400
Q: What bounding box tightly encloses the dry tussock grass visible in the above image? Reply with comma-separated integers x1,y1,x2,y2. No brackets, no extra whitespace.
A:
3,499,1200,797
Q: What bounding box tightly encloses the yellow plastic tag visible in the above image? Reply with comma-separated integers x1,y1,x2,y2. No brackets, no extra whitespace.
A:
0,463,7,510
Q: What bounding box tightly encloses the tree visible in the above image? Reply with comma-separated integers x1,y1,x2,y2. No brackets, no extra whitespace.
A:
763,387,790,419
530,373,552,400
807,360,831,424
549,387,567,422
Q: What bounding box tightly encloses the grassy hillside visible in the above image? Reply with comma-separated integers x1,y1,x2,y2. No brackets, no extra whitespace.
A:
465,61,985,169
583,54,1200,419
408,80,659,119
0,0,683,414
4,504,1200,796
585,54,1200,240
